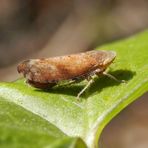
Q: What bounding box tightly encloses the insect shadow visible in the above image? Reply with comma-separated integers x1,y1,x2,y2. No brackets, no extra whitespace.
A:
87,69,136,98
35,70,136,98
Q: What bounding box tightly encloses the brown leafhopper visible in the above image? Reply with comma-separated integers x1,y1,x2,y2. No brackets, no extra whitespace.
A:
17,50,120,99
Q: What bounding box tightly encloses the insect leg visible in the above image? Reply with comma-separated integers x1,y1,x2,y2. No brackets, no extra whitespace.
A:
58,80,77,86
102,72,125,83
65,80,77,85
77,77,94,99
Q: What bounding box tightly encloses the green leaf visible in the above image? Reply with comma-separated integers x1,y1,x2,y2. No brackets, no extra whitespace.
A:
0,30,148,148
0,96,86,148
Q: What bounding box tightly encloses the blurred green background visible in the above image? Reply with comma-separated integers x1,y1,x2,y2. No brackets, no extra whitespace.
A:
0,0,147,147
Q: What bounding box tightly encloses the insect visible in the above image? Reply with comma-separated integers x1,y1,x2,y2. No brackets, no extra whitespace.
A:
17,50,121,99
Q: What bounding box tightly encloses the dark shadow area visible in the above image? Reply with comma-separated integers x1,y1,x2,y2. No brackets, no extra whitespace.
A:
35,83,83,97
35,70,136,98
87,70,136,98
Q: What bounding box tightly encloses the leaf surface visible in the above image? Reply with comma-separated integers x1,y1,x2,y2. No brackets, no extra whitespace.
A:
0,31,148,148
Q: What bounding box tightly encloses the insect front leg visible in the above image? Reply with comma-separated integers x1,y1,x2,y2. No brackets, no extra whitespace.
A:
102,72,125,83
95,69,126,83
95,68,125,83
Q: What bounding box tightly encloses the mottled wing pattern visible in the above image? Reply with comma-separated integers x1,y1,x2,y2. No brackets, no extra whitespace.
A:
17,50,116,84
